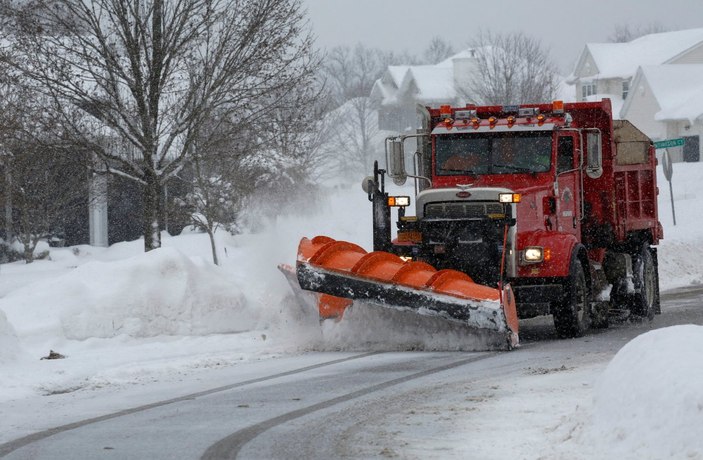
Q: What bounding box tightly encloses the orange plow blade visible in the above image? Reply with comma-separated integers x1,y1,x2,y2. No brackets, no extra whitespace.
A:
285,235,519,350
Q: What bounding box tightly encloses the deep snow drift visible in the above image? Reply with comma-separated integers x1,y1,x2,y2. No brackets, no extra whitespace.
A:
0,159,702,458
576,325,703,459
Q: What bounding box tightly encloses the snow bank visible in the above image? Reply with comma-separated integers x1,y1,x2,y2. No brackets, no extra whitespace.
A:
0,309,22,364
578,325,703,459
656,161,703,289
1,247,254,341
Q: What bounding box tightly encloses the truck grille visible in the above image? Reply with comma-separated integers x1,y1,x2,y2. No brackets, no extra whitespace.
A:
424,202,504,219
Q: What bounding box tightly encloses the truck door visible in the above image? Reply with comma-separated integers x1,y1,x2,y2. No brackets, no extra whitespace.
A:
555,133,581,236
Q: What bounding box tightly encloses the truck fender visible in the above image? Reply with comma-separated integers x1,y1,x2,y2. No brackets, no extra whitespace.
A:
516,231,581,278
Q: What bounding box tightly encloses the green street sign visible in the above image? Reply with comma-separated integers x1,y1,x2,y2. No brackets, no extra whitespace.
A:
654,138,685,149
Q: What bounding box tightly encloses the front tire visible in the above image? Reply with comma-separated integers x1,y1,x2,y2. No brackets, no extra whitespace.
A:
552,257,591,338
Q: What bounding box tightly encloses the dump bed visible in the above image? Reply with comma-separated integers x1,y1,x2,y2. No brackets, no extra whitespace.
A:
611,120,661,243
569,101,661,247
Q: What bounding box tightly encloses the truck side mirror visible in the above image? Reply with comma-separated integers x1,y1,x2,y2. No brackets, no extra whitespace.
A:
586,131,603,179
387,138,408,186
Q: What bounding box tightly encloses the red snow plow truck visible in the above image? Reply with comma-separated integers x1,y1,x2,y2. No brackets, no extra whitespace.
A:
283,99,662,350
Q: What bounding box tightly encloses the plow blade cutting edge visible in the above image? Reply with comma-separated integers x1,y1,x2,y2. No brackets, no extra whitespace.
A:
289,236,519,350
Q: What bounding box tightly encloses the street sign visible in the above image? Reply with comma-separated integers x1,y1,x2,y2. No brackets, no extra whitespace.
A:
662,149,673,181
654,138,685,149
661,149,676,226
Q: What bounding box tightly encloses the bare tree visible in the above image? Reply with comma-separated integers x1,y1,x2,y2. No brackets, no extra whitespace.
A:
465,31,560,105
0,70,22,246
7,140,89,262
319,44,412,178
422,36,455,64
0,62,93,262
2,0,319,251
255,81,327,191
608,23,668,43
318,97,382,179
186,144,244,266
183,75,324,264
323,44,416,105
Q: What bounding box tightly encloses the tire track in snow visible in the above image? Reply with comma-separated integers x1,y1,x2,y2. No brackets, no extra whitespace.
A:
200,352,498,460
0,352,379,457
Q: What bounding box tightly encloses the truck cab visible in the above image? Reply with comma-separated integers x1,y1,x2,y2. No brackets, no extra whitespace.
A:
370,99,661,338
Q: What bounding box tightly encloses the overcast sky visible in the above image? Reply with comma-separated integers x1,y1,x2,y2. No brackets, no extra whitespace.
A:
302,0,703,73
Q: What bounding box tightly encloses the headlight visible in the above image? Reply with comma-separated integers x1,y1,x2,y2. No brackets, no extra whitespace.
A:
522,246,544,263
499,193,521,203
388,196,410,207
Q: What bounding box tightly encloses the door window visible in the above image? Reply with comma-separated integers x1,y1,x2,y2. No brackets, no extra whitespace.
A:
557,136,574,173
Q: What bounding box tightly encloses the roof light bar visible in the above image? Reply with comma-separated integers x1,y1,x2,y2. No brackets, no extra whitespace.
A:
439,105,452,119
454,109,476,120
518,107,539,117
552,100,564,114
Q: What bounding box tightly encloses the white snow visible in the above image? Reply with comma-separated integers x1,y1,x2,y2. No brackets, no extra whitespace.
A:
636,64,703,123
373,49,481,107
583,28,703,80
579,325,703,459
1,159,702,457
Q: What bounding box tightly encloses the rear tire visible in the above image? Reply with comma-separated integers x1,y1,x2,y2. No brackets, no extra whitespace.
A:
629,243,656,321
552,257,591,338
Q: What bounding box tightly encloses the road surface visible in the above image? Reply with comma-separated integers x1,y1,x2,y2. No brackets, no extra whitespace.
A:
1,285,701,459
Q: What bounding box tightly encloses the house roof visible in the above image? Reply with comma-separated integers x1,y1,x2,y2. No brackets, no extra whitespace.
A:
373,46,568,107
626,65,703,123
387,66,410,87
435,49,477,67
582,94,625,120
372,49,479,107
403,66,455,102
571,28,703,81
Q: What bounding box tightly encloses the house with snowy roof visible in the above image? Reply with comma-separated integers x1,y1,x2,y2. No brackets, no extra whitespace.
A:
370,50,479,132
620,65,703,162
568,28,703,161
568,28,703,106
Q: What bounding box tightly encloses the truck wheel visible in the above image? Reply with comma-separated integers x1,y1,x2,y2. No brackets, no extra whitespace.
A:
629,244,656,321
552,257,590,338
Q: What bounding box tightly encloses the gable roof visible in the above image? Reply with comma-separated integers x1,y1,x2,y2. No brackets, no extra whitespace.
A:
401,65,455,102
387,66,410,87
371,49,480,107
370,65,414,104
625,64,703,123
571,28,703,81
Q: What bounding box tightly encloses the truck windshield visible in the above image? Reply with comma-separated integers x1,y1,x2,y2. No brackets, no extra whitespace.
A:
435,132,552,176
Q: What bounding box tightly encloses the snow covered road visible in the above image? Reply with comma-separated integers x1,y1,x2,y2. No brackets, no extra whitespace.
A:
2,284,701,460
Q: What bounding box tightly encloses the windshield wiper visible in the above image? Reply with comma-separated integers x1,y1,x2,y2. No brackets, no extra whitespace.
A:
491,163,534,173
440,168,479,175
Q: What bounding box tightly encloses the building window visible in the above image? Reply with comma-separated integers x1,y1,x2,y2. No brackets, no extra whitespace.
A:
581,82,596,100
622,80,630,100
